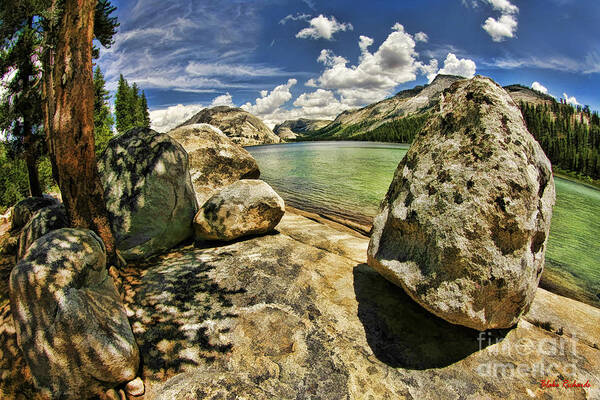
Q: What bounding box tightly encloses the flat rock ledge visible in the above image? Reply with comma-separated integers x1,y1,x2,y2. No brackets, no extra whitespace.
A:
1,212,599,399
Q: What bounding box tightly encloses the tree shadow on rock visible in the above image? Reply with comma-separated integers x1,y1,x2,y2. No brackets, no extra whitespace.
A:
129,247,245,376
353,263,509,370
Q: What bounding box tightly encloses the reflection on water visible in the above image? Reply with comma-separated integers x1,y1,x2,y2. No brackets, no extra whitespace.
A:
248,141,600,308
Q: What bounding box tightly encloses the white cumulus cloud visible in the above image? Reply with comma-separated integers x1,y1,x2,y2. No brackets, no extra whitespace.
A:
485,0,518,14
242,79,297,116
296,14,353,40
311,23,425,105
531,81,548,94
563,92,580,106
414,32,429,43
479,0,519,42
150,103,205,133
210,93,234,107
424,53,476,83
482,14,518,42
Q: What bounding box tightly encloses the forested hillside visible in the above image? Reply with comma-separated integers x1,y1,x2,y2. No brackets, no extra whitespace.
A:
520,101,600,181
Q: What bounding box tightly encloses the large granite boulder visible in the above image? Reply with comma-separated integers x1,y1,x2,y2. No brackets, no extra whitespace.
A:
98,127,198,260
368,76,556,330
11,195,59,231
168,123,260,206
177,106,280,146
9,228,139,399
194,179,285,241
17,203,68,260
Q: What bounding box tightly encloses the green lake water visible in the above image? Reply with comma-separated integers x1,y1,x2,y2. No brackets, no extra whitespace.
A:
248,141,600,308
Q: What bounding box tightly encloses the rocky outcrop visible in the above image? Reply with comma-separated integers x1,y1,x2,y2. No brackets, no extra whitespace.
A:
114,212,599,399
17,204,68,260
167,124,260,206
194,179,285,241
2,212,599,399
98,127,198,260
177,106,280,146
368,76,556,330
274,118,331,141
9,228,139,399
11,195,59,231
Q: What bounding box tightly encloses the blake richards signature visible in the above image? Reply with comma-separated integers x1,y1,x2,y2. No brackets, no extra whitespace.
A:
540,379,592,389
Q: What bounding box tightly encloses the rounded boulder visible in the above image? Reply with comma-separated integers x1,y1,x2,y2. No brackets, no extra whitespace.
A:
367,76,555,330
98,127,198,260
194,180,285,241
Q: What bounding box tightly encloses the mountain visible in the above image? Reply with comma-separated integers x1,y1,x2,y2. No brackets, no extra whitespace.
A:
306,74,464,140
503,84,555,107
176,106,280,146
273,118,331,141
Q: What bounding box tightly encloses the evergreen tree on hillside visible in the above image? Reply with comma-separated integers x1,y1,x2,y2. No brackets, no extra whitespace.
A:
140,90,151,128
115,74,132,134
93,66,114,156
115,75,151,134
520,101,600,180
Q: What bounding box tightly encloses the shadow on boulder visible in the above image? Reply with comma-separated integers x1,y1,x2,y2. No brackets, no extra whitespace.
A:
127,247,245,375
353,263,508,370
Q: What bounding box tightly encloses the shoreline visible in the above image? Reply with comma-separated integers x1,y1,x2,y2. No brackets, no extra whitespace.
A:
285,205,600,310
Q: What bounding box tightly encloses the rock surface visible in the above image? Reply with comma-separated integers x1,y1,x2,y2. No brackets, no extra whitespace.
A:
9,228,139,399
11,196,59,232
177,106,280,146
1,212,598,399
98,127,198,260
113,212,599,400
368,76,556,330
194,180,284,241
17,204,68,260
167,124,260,206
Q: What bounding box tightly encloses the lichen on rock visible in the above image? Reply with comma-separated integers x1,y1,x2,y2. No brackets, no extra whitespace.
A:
368,76,556,330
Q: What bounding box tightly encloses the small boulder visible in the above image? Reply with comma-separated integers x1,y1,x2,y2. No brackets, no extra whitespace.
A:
17,204,68,260
168,123,260,206
11,195,59,231
98,127,198,260
368,76,555,330
194,180,285,241
9,228,139,399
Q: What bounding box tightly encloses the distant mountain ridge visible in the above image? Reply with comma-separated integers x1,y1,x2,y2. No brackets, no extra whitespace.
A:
304,74,464,140
302,75,559,141
273,118,331,140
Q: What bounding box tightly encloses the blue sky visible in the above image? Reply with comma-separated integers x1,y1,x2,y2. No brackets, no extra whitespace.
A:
96,0,600,131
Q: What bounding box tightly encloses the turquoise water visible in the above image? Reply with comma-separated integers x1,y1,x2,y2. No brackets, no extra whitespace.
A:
248,141,600,307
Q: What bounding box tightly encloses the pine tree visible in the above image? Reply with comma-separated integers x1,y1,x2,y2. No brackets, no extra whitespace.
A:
140,90,151,128
0,12,45,197
93,66,114,156
115,76,151,133
115,74,132,134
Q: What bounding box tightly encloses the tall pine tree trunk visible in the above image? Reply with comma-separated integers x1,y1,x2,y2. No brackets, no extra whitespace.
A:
22,17,42,198
23,124,42,197
43,0,118,264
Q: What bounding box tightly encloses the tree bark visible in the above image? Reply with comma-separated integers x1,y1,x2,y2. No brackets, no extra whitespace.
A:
23,127,42,198
43,0,119,264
